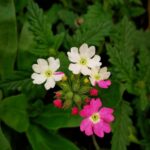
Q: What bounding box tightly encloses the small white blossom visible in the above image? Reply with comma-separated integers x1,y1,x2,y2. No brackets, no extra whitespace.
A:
31,57,64,90
89,67,111,86
67,43,101,75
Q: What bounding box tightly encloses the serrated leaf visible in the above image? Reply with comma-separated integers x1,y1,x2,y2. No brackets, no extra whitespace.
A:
107,17,136,82
0,0,17,79
0,128,11,150
26,124,79,150
33,105,82,130
111,101,132,150
0,94,29,132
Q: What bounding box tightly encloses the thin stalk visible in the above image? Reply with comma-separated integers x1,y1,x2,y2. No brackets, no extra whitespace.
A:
92,135,101,150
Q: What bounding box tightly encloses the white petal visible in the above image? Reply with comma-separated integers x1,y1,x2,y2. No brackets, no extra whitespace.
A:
37,58,48,72
31,73,46,84
32,64,41,73
69,64,81,74
101,72,111,80
44,78,56,90
88,55,101,68
67,47,80,63
100,67,107,74
81,66,91,75
89,77,95,86
88,46,95,57
48,57,60,71
79,43,89,57
54,74,63,81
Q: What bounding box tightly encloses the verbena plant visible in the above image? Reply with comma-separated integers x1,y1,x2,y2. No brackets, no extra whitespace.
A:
0,0,150,150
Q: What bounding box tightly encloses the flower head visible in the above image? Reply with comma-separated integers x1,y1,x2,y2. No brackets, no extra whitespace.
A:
80,98,114,138
89,67,111,88
67,43,101,75
31,57,64,90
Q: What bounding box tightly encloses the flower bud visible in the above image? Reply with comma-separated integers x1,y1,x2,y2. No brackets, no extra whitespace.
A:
65,91,73,100
84,97,90,104
62,75,67,81
74,94,82,107
72,81,80,92
53,99,62,108
83,78,89,84
63,100,72,109
79,86,91,94
55,91,62,98
71,107,79,115
89,88,98,96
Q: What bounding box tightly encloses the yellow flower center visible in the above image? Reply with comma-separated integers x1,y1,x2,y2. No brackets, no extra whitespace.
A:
45,70,53,77
94,74,100,80
90,113,100,124
79,58,87,65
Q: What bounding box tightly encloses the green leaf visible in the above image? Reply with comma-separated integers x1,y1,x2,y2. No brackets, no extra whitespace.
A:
58,9,78,28
58,52,70,75
107,17,136,82
0,128,11,150
111,101,133,150
26,124,79,150
17,21,37,71
0,0,17,79
34,105,82,130
0,94,29,132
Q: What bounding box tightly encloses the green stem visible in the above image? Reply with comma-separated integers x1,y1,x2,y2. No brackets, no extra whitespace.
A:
92,135,101,150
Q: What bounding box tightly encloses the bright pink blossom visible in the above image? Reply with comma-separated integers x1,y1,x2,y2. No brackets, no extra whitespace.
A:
71,107,79,115
89,88,98,96
97,80,111,89
80,98,114,138
53,99,62,108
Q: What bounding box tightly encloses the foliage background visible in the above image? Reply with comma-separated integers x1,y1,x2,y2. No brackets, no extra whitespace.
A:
0,0,150,150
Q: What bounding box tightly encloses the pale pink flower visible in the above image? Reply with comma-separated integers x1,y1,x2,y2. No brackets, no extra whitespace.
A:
53,99,62,108
80,98,114,138
89,88,98,96
71,107,79,115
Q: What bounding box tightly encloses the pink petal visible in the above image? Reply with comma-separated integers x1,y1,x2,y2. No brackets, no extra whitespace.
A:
80,105,93,117
98,80,111,88
99,107,114,123
90,98,102,113
93,121,104,138
102,122,111,133
80,118,93,136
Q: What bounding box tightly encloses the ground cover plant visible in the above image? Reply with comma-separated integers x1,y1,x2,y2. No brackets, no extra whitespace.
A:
0,0,150,150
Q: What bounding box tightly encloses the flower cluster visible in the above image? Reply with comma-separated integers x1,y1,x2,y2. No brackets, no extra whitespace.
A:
67,43,111,89
31,43,114,138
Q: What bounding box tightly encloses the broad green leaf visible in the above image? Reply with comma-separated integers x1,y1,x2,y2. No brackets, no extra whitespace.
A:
34,105,82,130
0,128,11,150
0,0,17,79
0,94,29,132
26,124,79,150
111,101,132,150
17,21,37,71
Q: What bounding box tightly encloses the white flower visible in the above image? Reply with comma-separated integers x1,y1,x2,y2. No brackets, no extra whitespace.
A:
31,57,64,90
89,67,111,86
67,43,101,75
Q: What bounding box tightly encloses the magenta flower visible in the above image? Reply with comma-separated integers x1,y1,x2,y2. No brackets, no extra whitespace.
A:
98,80,111,89
80,98,114,138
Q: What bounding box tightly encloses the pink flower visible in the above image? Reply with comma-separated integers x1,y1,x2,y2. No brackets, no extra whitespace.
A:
53,99,62,108
71,107,79,115
97,80,111,89
89,88,98,96
80,98,114,138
